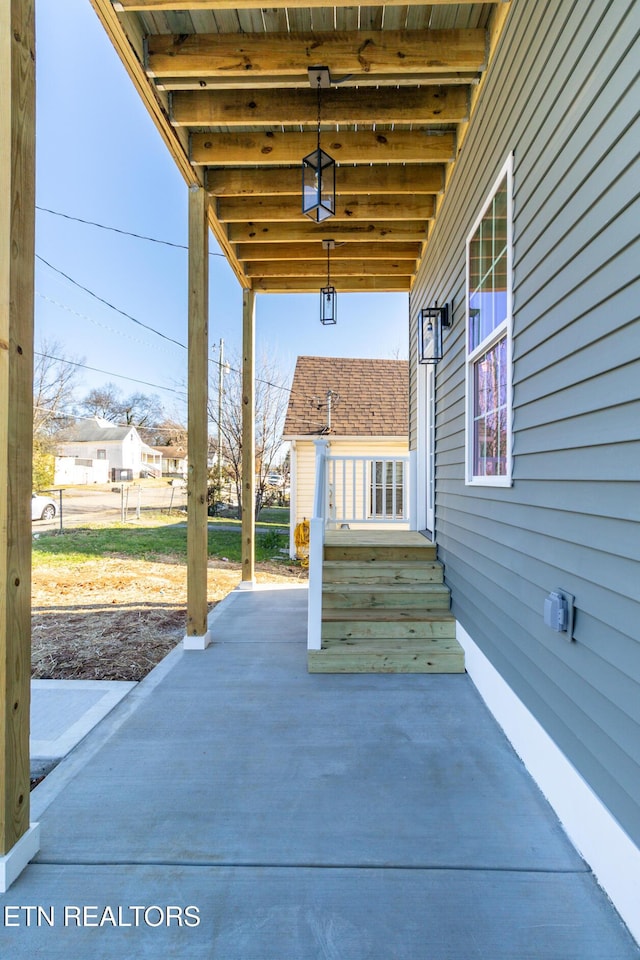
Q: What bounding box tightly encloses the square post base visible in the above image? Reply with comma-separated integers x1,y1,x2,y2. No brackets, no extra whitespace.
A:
182,630,212,650
0,823,40,892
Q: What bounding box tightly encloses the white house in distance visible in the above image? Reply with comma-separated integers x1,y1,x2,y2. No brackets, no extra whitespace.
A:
283,356,409,556
152,444,188,478
54,417,162,484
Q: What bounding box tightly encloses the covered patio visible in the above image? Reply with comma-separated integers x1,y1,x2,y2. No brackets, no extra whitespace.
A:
2,584,639,957
2,0,639,947
1,0,509,881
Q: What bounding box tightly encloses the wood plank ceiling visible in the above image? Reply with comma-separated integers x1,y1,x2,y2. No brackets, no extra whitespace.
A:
92,1,508,293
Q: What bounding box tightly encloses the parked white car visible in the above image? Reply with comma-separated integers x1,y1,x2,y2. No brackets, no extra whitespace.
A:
31,493,56,521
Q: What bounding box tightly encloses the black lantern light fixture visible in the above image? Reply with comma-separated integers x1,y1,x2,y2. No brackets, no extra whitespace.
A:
418,303,451,363
320,240,337,325
302,67,336,222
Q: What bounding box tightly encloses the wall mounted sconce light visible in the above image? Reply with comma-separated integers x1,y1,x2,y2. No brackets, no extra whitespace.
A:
320,239,337,324
302,67,336,222
418,302,451,363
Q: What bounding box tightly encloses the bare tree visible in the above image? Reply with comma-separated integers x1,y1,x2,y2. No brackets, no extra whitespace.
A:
78,383,124,422
33,341,83,489
149,418,188,448
78,383,165,440
33,339,82,436
208,353,289,519
120,391,164,428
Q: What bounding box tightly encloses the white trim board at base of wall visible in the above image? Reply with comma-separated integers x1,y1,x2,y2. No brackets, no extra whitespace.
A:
0,824,40,892
456,621,640,947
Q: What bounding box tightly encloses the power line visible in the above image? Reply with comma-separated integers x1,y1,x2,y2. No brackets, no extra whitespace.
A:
36,255,187,351
34,403,181,430
37,266,301,400
34,351,187,399
36,204,227,258
36,292,176,357
34,208,371,417
36,258,316,408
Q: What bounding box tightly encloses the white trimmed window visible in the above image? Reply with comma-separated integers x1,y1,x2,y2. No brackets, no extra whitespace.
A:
465,154,513,485
369,460,405,519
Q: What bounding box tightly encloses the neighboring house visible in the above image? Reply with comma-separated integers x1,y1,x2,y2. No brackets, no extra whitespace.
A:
283,356,409,555
54,417,162,483
153,445,188,477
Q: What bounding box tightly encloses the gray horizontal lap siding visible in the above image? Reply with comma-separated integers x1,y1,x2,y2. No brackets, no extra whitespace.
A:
410,0,640,845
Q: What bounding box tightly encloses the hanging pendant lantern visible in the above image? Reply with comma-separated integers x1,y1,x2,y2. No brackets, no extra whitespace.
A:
320,240,337,324
303,149,336,222
302,68,336,222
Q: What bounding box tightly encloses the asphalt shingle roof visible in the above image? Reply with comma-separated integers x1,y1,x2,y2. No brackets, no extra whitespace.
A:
55,419,134,442
283,356,408,438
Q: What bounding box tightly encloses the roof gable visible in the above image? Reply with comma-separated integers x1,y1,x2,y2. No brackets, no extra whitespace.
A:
55,419,137,443
284,356,408,438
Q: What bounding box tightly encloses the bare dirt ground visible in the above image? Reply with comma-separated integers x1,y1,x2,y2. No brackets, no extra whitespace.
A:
31,557,306,682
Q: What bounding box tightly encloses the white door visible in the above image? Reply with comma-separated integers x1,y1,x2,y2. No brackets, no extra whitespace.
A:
415,361,436,535
425,364,435,534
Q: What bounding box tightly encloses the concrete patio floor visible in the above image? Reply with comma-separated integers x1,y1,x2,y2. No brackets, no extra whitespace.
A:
1,584,638,959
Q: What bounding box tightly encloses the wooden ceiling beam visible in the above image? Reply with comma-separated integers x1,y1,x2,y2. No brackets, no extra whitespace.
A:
146,30,486,80
192,130,455,166
208,165,444,197
120,0,483,9
88,0,248,286
156,72,480,92
251,276,411,293
218,194,434,222
244,259,416,278
235,241,422,261
171,85,469,127
227,220,427,243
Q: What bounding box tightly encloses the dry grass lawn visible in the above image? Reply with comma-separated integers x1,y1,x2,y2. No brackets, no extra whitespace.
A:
32,555,305,681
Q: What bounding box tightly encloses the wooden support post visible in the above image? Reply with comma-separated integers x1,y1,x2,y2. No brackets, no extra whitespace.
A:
241,289,255,585
0,0,40,890
184,185,211,649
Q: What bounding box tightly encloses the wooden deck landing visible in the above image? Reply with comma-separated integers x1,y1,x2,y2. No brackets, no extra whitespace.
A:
324,530,432,546
309,530,465,674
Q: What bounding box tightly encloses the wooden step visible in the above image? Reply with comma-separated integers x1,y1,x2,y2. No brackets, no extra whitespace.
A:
311,531,461,674
322,560,443,585
324,543,437,562
323,529,436,563
324,531,432,547
322,582,450,610
308,636,465,674
322,612,456,641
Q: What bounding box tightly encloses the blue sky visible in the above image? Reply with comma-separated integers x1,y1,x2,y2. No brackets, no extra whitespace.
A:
34,0,409,423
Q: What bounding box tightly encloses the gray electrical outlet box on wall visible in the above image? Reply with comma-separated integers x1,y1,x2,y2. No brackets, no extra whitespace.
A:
544,589,576,641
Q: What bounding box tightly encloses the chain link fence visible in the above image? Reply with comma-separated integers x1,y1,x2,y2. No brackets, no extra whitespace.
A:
33,483,189,532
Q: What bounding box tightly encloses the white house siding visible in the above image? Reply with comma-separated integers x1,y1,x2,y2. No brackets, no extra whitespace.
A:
57,431,144,477
410,0,640,856
291,440,318,532
53,457,110,486
119,431,143,473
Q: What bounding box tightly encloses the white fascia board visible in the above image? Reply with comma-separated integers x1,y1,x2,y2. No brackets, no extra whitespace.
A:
282,434,408,443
